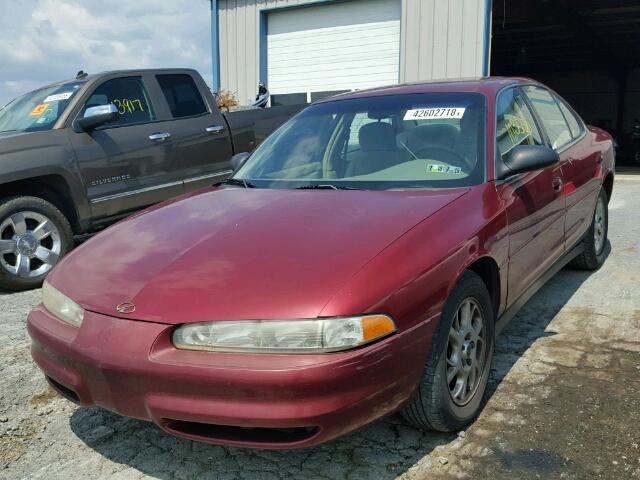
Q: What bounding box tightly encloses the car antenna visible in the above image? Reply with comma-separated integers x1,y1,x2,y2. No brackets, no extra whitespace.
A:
76,70,88,79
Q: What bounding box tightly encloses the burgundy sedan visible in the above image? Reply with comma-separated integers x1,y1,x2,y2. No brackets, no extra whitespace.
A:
28,78,614,449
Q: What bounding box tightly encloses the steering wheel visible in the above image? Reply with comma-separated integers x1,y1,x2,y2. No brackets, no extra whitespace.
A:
413,145,467,169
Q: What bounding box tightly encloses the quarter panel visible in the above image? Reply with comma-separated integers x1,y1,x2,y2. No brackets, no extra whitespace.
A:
563,129,607,248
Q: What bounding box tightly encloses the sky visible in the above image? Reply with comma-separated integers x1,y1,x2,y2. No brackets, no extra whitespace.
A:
0,0,213,106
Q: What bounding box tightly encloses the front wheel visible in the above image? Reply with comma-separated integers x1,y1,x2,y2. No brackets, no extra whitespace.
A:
0,196,73,291
402,271,494,431
568,188,608,270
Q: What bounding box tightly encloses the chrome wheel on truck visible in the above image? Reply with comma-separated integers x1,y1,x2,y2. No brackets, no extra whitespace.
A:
0,211,62,278
0,197,73,291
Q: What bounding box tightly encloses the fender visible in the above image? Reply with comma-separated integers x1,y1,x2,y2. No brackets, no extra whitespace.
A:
321,184,508,332
0,129,90,229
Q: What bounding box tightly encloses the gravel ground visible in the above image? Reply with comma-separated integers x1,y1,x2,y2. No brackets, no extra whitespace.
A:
1,177,639,480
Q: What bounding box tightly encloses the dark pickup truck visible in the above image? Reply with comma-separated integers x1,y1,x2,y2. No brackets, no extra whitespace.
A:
0,69,300,290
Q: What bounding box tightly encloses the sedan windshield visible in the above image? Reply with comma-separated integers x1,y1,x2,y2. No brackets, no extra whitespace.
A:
234,92,486,190
0,82,84,133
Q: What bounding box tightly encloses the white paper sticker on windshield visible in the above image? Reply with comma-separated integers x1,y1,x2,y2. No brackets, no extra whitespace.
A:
427,164,462,174
43,92,73,103
404,107,465,121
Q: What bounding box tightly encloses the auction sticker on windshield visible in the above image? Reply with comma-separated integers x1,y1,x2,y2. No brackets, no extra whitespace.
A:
29,104,49,116
427,164,462,174
404,107,465,120
43,92,74,103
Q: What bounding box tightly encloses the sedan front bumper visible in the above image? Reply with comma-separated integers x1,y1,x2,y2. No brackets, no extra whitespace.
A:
27,306,434,449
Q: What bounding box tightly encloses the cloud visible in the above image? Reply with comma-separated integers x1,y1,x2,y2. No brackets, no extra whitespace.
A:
0,0,213,105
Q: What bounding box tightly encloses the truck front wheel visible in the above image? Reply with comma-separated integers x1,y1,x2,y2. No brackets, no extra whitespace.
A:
0,196,73,291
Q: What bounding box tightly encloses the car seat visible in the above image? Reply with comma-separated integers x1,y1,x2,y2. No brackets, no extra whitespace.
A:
346,122,402,176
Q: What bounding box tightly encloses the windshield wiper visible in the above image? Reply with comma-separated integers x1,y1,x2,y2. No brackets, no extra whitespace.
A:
296,184,358,190
219,178,257,188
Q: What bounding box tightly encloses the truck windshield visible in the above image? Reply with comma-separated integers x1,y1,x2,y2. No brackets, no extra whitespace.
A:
0,82,84,133
234,92,486,190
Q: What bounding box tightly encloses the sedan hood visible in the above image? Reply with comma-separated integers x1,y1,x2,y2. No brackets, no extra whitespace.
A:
49,187,467,324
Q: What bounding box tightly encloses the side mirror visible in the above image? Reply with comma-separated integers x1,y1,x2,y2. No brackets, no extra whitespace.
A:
230,152,250,171
74,104,119,131
497,145,559,180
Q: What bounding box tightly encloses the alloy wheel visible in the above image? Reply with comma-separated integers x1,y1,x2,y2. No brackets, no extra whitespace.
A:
446,297,487,406
593,195,606,255
0,211,62,278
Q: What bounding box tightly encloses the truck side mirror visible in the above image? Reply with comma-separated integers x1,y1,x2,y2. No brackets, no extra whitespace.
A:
230,152,250,171
74,104,119,132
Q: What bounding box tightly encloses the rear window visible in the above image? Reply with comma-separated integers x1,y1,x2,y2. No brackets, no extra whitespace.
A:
156,74,207,118
555,96,583,139
523,86,573,150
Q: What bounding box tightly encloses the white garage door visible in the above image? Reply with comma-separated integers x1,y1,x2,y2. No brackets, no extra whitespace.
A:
267,0,401,104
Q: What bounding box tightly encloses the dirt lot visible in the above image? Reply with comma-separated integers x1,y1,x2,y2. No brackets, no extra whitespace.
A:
1,177,639,480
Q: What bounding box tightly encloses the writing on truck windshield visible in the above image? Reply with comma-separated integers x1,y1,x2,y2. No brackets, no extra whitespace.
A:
234,92,486,190
0,82,84,133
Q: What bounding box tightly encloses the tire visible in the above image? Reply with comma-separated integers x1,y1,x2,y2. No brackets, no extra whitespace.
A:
568,188,608,271
401,270,495,432
0,196,73,291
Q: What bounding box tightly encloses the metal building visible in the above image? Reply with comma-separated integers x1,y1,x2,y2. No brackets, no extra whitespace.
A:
210,0,491,106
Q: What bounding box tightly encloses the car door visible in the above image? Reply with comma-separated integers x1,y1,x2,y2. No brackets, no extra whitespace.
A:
552,93,600,249
68,74,184,220
153,73,234,191
496,87,566,303
522,86,600,251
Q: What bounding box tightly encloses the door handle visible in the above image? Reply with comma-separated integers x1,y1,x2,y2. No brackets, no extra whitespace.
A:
552,177,563,192
148,132,171,141
206,125,225,134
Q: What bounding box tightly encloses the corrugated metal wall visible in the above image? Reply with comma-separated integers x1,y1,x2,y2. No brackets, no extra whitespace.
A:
400,0,488,82
217,0,490,105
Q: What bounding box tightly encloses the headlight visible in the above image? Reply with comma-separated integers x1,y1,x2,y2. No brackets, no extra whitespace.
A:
172,314,396,353
42,281,84,327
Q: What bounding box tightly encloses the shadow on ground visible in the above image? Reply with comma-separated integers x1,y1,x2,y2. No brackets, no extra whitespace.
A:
70,408,455,479
485,241,610,400
67,244,609,480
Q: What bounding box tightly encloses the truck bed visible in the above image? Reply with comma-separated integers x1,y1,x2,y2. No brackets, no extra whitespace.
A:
223,104,304,154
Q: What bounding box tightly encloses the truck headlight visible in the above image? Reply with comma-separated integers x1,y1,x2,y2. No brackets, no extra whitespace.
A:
42,281,84,327
172,314,396,353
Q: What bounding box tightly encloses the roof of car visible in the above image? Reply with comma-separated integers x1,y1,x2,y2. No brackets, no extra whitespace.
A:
316,77,541,103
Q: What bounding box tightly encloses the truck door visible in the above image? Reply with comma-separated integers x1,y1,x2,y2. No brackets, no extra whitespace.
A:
152,73,234,191
68,74,184,221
